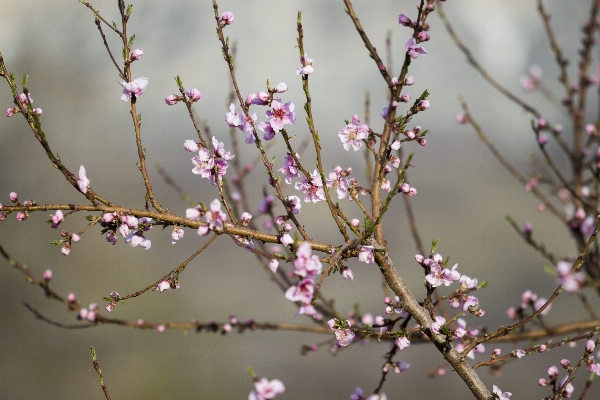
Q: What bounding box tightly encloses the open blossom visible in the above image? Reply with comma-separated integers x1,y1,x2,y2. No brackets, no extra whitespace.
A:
285,277,315,304
293,242,323,277
266,98,296,133
327,319,355,347
171,227,184,244
240,112,258,143
197,199,227,236
295,169,325,203
339,114,369,151
279,154,300,184
326,166,349,199
405,38,427,59
77,165,90,193
296,54,314,75
358,245,375,264
257,121,275,140
225,103,242,127
118,77,148,101
191,147,214,179
426,262,461,287
249,378,285,400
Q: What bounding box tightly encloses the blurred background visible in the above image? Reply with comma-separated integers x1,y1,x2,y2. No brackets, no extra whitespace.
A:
1,1,598,398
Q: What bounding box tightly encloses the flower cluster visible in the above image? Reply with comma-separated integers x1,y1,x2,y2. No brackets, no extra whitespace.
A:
100,212,153,249
5,92,42,117
284,242,323,317
188,137,234,185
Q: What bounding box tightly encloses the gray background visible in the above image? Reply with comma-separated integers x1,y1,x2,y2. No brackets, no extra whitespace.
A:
1,1,598,399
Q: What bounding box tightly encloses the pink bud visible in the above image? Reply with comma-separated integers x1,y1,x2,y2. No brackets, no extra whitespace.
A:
548,365,559,377
241,212,252,226
538,134,548,145
406,131,415,140
560,359,570,368
16,211,26,221
408,187,417,196
130,48,144,61
268,259,279,273
275,82,288,93
5,108,17,117
61,243,71,256
67,293,77,303
415,254,424,263
33,108,42,115
157,325,166,332
417,100,429,111
105,302,115,312
537,344,547,352
9,192,18,202
165,94,180,106
220,11,234,26
157,281,171,292
43,269,52,282
350,219,360,228
418,138,427,146
398,14,412,27
185,88,201,102
586,123,597,136
586,340,596,353
404,76,415,85
400,183,410,193
400,93,411,103
456,113,468,124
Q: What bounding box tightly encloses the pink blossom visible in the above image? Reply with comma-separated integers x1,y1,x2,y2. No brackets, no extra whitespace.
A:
183,140,200,152
492,385,511,399
294,169,325,203
71,233,80,242
431,316,446,335
33,108,42,115
6,108,17,117
249,378,285,400
268,259,279,273
61,243,71,256
293,242,323,277
287,195,301,215
225,103,242,127
556,260,584,294
257,121,275,140
157,281,171,293
405,38,427,59
118,77,148,101
198,199,227,235
77,165,90,193
280,233,294,246
275,82,288,93
240,112,258,143
358,245,375,264
130,48,144,61
50,210,64,228
171,227,184,244
285,278,315,304
279,154,300,184
266,98,296,133
165,94,180,105
296,54,314,75
220,11,234,26
338,114,369,151
326,166,349,199
520,65,542,92
395,336,410,350
43,269,52,281
398,14,412,27
340,265,354,280
417,100,429,110
334,327,355,347
191,148,214,178
185,88,201,102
